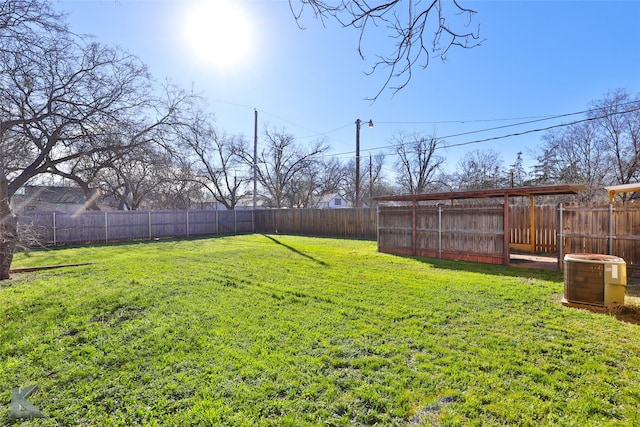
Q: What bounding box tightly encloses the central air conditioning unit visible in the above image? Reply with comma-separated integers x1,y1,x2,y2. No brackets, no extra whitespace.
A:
563,254,627,307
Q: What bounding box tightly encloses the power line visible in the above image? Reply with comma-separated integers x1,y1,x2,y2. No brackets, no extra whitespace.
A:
212,98,640,161
326,100,640,158
376,114,571,126
441,105,640,150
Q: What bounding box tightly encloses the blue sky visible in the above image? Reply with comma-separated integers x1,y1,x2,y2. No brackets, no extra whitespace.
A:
57,0,640,177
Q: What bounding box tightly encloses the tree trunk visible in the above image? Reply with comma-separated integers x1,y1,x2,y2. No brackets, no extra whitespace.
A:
0,173,17,280
117,185,130,210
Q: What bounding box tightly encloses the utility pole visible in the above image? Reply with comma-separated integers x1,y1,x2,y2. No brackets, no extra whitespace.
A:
355,119,361,209
369,153,373,203
355,119,373,208
253,109,258,210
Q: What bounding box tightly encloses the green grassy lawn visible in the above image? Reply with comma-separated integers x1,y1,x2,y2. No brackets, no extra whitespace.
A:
1,234,639,426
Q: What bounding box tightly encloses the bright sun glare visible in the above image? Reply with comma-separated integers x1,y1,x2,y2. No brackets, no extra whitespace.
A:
182,1,254,69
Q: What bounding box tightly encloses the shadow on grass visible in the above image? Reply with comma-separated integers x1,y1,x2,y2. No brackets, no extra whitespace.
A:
398,254,640,325
15,234,237,255
399,254,564,282
261,234,328,266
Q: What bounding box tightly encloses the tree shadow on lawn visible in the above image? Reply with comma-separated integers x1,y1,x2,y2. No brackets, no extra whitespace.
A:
261,234,328,266
404,254,564,282
9,235,236,275
15,234,234,255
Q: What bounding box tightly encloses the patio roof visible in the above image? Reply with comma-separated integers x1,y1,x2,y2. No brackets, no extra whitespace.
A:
373,184,588,203
604,183,640,203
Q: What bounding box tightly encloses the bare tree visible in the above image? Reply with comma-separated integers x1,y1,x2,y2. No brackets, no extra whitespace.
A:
534,121,608,190
589,89,640,190
393,132,445,194
53,83,206,210
176,105,250,210
318,157,348,196
532,89,640,201
1,1,69,277
286,162,321,208
0,1,151,279
339,159,357,205
200,132,250,210
338,153,388,206
248,127,328,208
290,0,481,100
290,157,359,208
454,148,505,190
508,151,528,187
151,159,205,210
362,153,389,206
93,145,176,210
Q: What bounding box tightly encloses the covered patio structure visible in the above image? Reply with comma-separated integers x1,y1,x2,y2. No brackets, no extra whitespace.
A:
374,184,586,267
605,183,640,203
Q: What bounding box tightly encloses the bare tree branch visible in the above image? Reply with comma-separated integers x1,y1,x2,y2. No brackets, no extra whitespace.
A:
393,131,445,194
291,0,481,100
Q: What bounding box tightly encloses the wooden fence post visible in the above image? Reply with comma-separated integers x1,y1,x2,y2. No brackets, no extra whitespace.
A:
412,201,417,256
438,204,443,259
105,211,108,242
558,203,563,270
376,206,380,251
530,195,535,253
608,203,613,255
503,195,510,265
52,212,57,245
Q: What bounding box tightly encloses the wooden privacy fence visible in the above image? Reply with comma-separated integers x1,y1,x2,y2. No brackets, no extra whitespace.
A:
15,206,565,250
17,208,377,245
560,203,640,275
18,210,255,245
377,205,505,264
15,204,640,275
378,202,640,275
254,208,377,239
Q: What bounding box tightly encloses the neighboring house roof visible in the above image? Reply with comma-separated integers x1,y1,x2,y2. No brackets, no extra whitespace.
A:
234,197,270,210
11,185,96,213
316,193,350,208
22,185,87,205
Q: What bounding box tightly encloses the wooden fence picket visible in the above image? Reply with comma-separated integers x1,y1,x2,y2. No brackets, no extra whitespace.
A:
15,203,640,275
